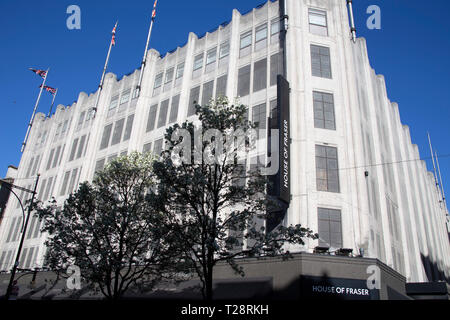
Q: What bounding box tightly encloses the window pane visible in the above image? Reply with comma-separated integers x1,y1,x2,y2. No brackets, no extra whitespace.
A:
123,114,134,141
157,100,170,128
270,53,282,86
193,54,203,70
165,68,174,83
109,96,118,111
219,41,229,59
216,74,227,98
120,89,130,105
253,58,267,92
176,62,184,79
271,18,280,35
100,124,113,150
146,105,158,132
188,86,200,116
154,73,163,88
76,135,86,159
240,31,252,49
60,171,71,196
202,81,214,106
206,48,217,65
237,65,251,97
169,95,180,123
255,24,267,42
69,138,78,161
111,118,125,145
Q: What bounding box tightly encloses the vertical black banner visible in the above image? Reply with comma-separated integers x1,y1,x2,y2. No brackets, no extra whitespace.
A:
277,75,290,204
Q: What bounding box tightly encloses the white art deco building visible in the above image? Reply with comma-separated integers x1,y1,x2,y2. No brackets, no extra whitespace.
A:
0,0,449,285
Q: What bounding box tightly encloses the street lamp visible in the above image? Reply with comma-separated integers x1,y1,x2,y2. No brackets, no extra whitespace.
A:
0,174,40,300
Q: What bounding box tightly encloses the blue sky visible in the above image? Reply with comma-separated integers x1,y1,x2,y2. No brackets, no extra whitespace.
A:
0,0,449,202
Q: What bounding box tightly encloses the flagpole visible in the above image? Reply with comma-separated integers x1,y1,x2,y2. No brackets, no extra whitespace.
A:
47,88,58,118
435,151,447,211
22,69,48,153
137,0,158,94
93,21,117,116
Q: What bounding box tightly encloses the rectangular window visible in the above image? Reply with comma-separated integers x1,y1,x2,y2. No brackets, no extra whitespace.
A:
67,168,79,195
201,80,214,105
143,142,152,154
240,31,252,49
52,146,61,168
77,111,85,129
237,65,251,97
253,58,267,92
169,95,180,124
132,88,139,99
123,114,134,141
26,157,34,177
188,86,200,116
315,145,339,192
94,158,105,174
146,105,158,132
271,18,280,36
60,170,71,196
252,103,267,137
219,41,229,59
76,135,86,159
193,53,204,71
153,73,163,89
100,124,113,150
206,47,217,65
215,74,227,98
111,118,125,145
120,89,130,105
318,208,342,248
240,31,252,57
154,139,163,156
309,8,328,36
255,23,268,42
157,99,170,128
31,155,40,176
43,177,53,201
69,138,79,162
109,96,119,111
270,52,283,86
311,45,332,79
176,62,184,79
165,67,174,84
255,23,267,51
313,91,335,130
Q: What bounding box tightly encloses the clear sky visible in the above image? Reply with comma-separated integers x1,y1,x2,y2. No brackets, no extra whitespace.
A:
0,0,449,203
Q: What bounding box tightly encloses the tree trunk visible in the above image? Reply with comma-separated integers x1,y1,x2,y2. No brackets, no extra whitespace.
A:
205,265,213,301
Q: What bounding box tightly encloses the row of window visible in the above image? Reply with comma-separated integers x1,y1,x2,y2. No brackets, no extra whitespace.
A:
0,245,39,271
99,114,134,150
108,88,138,116
46,144,65,171
94,150,128,174
237,52,283,97
239,18,281,58
59,167,82,197
68,134,89,162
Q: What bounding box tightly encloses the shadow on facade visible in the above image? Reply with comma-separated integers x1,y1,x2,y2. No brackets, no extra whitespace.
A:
420,254,449,283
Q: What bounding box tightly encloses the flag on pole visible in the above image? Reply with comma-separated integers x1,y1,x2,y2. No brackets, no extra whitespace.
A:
39,84,57,95
29,68,47,79
152,0,158,19
111,22,118,46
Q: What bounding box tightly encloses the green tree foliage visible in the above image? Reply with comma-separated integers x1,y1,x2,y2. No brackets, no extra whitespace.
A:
150,97,318,300
34,152,183,300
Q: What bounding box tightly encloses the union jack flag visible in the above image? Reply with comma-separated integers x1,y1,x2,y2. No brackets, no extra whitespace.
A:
29,68,47,79
111,22,117,46
152,0,158,19
40,85,57,95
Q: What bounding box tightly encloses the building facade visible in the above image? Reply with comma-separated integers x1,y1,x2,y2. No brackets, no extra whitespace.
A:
0,0,448,285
